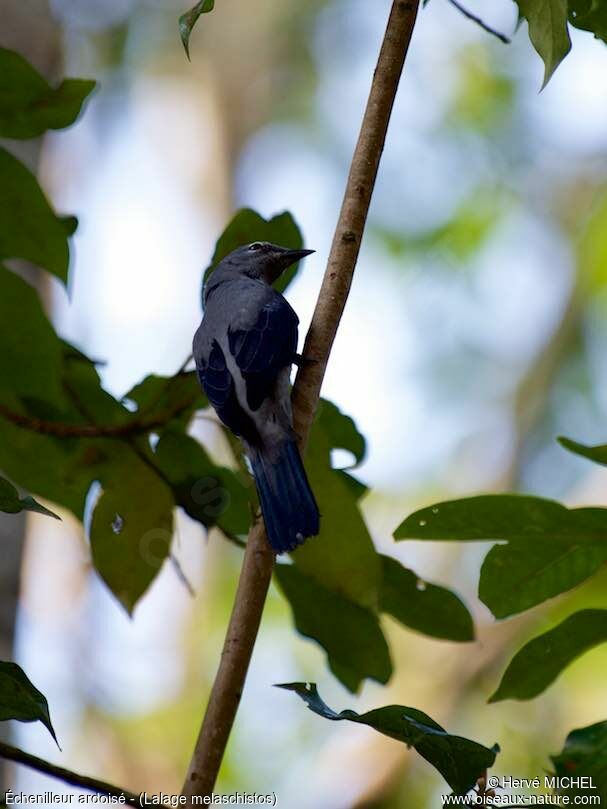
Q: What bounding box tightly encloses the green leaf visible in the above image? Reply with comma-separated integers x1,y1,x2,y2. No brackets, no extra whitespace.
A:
0,47,95,139
490,609,607,702
514,0,571,87
90,450,175,614
153,429,250,536
395,494,607,544
274,565,392,693
316,398,366,467
380,555,474,641
0,475,59,519
559,436,607,466
277,682,498,794
0,265,66,406
0,661,57,743
479,540,607,618
179,0,215,59
397,495,607,616
551,720,607,803
569,0,607,43
292,419,381,610
0,147,74,283
204,209,304,295
124,371,205,428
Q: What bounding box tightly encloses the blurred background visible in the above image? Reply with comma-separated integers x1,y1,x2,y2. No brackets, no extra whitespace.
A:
3,0,607,806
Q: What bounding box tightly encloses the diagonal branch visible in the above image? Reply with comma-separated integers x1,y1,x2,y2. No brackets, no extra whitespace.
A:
0,741,139,802
181,0,420,800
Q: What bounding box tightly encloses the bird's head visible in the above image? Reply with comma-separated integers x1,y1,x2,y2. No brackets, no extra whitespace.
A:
219,241,315,285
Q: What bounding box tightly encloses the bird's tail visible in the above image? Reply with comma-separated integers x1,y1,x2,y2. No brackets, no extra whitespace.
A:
249,440,320,554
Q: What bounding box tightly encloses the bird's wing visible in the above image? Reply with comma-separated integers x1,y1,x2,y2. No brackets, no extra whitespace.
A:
228,292,298,411
195,339,259,442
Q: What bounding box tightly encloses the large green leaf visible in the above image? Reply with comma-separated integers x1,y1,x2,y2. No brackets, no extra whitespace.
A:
0,475,59,520
0,147,74,284
90,449,175,615
490,609,607,702
514,0,572,87
277,683,498,795
274,565,391,692
0,265,66,406
124,371,205,428
0,47,95,138
204,209,305,295
395,494,607,544
569,0,607,43
380,555,474,641
292,420,381,610
0,661,57,743
153,429,250,537
551,720,607,803
479,540,607,618
179,0,215,60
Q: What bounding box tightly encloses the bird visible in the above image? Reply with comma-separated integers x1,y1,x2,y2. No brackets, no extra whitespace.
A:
192,240,320,554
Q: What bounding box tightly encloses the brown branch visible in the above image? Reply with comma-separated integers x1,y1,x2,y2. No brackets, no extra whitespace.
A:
0,374,198,439
0,402,177,437
0,741,139,802
180,0,420,800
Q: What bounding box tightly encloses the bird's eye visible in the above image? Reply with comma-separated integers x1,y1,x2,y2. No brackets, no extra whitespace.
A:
249,242,263,251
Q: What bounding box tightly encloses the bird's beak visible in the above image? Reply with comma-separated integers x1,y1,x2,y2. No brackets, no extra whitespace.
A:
282,247,315,266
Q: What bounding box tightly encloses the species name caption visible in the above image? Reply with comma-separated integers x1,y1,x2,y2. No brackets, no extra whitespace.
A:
3,793,279,807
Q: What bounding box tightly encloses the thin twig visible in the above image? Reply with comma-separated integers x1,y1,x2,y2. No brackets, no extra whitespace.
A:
0,741,139,801
447,0,511,44
181,0,420,800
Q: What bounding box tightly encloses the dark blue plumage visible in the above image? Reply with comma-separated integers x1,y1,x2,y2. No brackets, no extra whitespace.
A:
193,241,319,553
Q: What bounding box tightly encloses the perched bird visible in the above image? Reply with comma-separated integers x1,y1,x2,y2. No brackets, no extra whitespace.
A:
193,241,320,553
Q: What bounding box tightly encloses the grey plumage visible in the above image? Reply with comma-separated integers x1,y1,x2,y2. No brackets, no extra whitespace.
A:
192,241,320,553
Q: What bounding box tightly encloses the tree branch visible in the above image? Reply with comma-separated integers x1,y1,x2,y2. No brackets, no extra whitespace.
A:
0,741,139,802
180,0,420,800
0,375,199,438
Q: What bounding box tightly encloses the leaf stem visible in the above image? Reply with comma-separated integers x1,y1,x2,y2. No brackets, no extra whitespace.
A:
180,0,420,799
446,0,511,44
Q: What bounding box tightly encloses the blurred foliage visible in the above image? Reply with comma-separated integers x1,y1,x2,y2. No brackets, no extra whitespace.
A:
373,188,505,266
